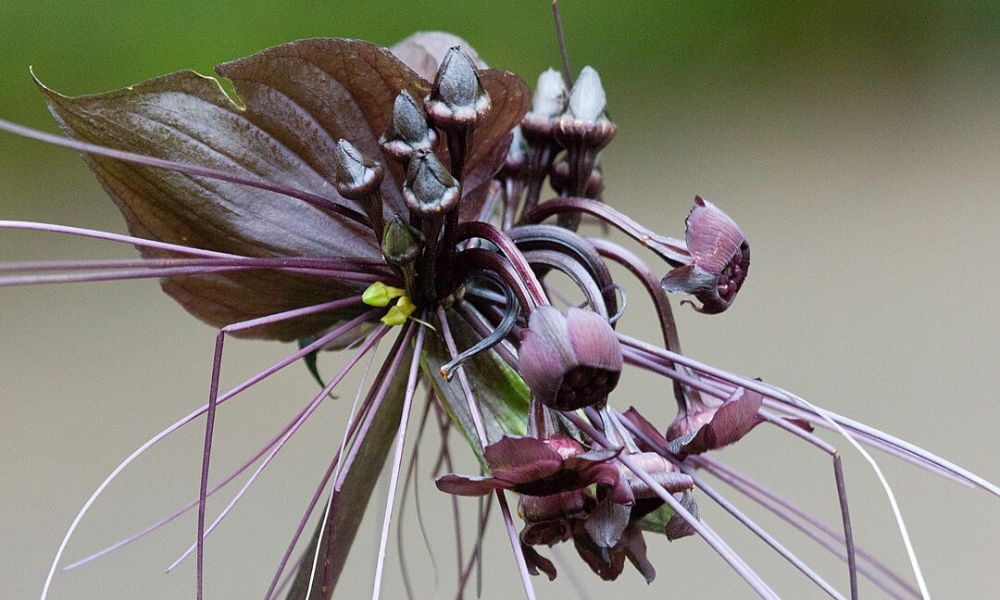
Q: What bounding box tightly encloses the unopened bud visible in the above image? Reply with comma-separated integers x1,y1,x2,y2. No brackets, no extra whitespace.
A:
531,68,569,119
567,66,607,121
425,46,491,129
380,91,437,161
403,151,460,215
332,139,383,199
381,215,423,267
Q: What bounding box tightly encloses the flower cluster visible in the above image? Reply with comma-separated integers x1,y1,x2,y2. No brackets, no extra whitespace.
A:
1,21,997,600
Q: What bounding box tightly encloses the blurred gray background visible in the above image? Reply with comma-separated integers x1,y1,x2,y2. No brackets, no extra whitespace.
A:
2,1,998,598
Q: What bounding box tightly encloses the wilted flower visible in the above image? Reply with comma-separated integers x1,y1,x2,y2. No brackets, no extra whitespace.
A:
518,306,623,410
661,195,751,314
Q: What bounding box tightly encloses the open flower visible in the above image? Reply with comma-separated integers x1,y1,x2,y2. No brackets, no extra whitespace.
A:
661,195,750,314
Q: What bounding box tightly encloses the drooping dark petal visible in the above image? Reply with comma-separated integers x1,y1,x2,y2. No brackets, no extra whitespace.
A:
679,389,765,454
434,473,512,496
216,39,427,218
665,490,700,541
519,491,592,523
572,521,626,581
484,436,565,484
390,31,488,82
520,544,558,581
583,499,630,548
622,525,656,583
620,452,694,498
39,71,381,340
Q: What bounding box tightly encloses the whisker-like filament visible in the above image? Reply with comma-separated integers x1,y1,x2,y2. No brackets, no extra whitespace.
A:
436,307,538,600
0,118,371,226
39,301,373,600
264,330,384,600
613,409,845,600
563,410,781,600
372,325,426,599
167,326,388,573
698,457,921,600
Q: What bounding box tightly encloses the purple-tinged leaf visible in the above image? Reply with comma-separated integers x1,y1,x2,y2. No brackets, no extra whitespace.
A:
391,32,488,82
216,39,427,218
421,310,529,461
38,67,382,340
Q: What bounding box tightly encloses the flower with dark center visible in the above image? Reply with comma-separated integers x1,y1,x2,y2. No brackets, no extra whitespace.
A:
661,195,751,314
0,8,997,600
518,306,623,410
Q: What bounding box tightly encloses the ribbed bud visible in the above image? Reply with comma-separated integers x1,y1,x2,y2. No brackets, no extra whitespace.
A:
381,215,422,267
521,68,568,143
332,139,383,200
660,196,750,314
403,150,460,215
380,90,437,161
425,46,491,129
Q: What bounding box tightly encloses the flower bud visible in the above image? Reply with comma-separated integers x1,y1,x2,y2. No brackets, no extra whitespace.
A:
518,307,623,410
381,215,422,268
521,68,568,143
380,90,437,161
402,150,460,215
531,68,568,119
554,66,616,151
332,139,383,200
550,158,603,197
567,66,607,122
425,46,491,129
660,196,750,314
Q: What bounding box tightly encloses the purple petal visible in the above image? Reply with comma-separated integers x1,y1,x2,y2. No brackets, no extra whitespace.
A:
435,474,509,496
661,263,717,295
684,195,746,275
584,500,631,548
566,307,624,372
520,544,558,581
484,436,563,484
622,526,656,583
665,490,700,541
685,389,764,453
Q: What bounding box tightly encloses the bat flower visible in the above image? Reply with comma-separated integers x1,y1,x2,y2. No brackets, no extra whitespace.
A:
3,14,996,600
518,306,623,410
436,435,621,497
661,195,751,314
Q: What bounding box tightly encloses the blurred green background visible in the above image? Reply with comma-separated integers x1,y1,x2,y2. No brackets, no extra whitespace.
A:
2,1,999,599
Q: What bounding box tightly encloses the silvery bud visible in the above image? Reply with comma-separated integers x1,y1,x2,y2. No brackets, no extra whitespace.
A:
425,47,491,129
403,150,460,215
380,90,437,161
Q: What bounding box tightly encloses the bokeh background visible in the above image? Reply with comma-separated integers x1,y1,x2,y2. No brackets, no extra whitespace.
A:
2,1,999,598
